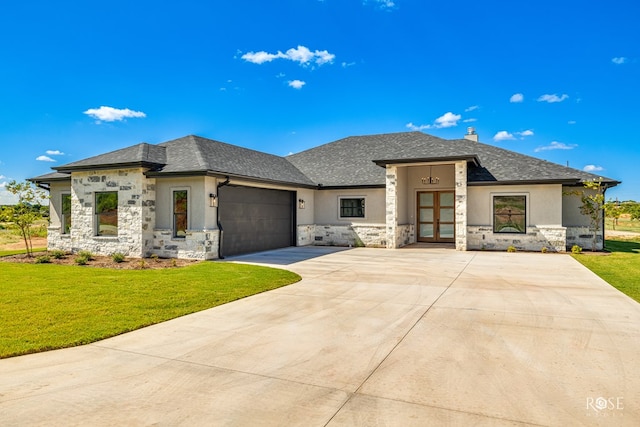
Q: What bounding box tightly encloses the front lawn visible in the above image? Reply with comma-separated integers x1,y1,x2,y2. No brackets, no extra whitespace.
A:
572,238,640,303
0,262,300,358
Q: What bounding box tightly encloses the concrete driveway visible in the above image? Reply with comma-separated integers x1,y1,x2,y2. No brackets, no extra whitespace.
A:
1,247,638,426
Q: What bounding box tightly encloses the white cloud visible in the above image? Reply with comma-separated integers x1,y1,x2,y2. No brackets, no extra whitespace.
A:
518,130,534,137
46,150,64,156
534,141,577,152
406,112,461,131
288,80,306,89
365,0,396,9
568,120,576,125
36,155,56,162
434,112,461,128
241,45,335,67
510,93,524,103
583,164,604,172
493,131,515,141
612,57,627,65
537,94,569,103
341,61,356,68
83,106,146,122
462,118,477,123
0,174,6,180
465,105,479,112
406,122,431,131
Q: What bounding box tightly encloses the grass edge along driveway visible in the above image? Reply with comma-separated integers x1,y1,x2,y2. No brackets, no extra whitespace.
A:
572,238,640,303
0,261,300,359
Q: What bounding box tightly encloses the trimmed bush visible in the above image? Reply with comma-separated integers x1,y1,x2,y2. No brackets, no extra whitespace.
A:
111,253,126,263
507,245,517,253
571,245,583,254
35,255,51,264
50,250,66,259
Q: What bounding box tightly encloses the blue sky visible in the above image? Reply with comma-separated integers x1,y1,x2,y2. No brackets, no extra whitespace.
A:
1,0,638,203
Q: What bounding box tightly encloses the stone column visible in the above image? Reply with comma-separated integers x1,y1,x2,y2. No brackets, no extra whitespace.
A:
386,165,398,249
454,161,467,251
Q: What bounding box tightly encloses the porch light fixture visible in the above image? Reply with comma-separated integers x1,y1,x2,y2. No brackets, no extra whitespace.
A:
298,198,305,209
209,193,218,207
421,166,440,185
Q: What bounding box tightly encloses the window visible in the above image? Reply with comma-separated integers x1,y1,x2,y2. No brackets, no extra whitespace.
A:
61,194,71,235
340,197,365,218
493,195,526,233
173,190,188,237
95,192,118,236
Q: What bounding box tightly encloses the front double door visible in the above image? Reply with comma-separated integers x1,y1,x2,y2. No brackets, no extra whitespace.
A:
417,191,455,243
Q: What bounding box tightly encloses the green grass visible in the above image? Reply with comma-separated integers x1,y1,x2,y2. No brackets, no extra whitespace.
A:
606,216,640,233
572,238,640,303
0,262,300,358
0,248,47,257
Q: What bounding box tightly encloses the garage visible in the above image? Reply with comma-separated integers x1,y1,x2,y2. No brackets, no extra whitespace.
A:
218,185,296,257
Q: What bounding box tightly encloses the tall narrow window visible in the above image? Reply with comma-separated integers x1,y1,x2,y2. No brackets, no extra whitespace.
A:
61,194,71,235
95,192,118,236
339,197,365,218
173,190,188,237
493,195,526,233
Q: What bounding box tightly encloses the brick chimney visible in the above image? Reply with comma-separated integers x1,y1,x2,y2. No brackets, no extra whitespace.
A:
464,127,478,142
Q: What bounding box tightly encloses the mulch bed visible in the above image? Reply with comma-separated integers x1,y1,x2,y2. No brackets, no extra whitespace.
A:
0,252,201,269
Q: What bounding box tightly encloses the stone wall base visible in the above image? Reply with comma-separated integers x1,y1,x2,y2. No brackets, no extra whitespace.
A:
467,225,567,252
150,229,220,260
566,226,603,251
396,224,414,248
301,224,387,248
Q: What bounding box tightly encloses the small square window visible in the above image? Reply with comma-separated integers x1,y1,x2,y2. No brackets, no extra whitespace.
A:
340,198,365,218
493,195,526,233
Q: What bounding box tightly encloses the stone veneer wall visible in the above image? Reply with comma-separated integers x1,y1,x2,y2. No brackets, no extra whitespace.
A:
385,166,398,248
396,224,414,248
67,168,156,257
467,225,567,252
566,226,603,251
454,161,467,251
150,229,220,260
302,224,387,247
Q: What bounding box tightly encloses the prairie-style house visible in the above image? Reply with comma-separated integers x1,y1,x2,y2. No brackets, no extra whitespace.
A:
30,129,619,259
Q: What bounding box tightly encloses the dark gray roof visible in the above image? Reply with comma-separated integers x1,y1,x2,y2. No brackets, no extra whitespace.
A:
54,143,167,172
32,131,619,189
154,135,315,186
287,132,619,187
29,171,71,182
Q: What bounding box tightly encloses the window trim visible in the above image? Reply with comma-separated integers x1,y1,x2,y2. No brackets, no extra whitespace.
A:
492,193,527,234
338,196,366,220
61,192,71,235
95,191,118,237
172,188,189,238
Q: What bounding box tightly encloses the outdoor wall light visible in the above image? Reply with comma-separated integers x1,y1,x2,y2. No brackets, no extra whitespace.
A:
298,198,305,209
209,193,218,207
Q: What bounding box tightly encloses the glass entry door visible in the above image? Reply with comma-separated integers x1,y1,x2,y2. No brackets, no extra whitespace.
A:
417,191,455,243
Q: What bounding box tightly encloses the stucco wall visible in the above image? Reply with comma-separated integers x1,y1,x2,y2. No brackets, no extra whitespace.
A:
467,184,563,226
562,189,592,227
404,164,456,226
314,188,386,224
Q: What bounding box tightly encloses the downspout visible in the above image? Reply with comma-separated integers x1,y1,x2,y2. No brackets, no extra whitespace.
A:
216,176,230,259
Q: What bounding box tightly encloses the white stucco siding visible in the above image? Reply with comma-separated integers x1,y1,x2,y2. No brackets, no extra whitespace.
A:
155,176,207,231
467,184,563,227
562,189,592,226
314,188,386,224
47,181,70,229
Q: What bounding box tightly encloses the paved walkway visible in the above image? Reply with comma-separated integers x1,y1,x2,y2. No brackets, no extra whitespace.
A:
1,247,638,426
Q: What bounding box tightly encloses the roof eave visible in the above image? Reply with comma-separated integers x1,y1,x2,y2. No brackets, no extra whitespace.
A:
54,161,164,173
146,170,318,189
373,155,480,167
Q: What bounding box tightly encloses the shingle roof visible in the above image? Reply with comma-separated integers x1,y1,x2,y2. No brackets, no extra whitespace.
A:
286,132,619,187
54,143,167,172
154,135,315,186
32,131,619,188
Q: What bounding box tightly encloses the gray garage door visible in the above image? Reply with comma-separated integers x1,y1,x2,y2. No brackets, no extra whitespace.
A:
218,185,296,257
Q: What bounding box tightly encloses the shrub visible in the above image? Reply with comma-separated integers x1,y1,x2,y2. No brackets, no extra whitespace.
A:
50,250,66,259
150,254,160,262
170,258,178,267
77,250,94,261
571,245,583,254
75,255,89,265
35,255,51,264
541,247,548,254
137,259,147,269
507,245,517,253
112,252,126,263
